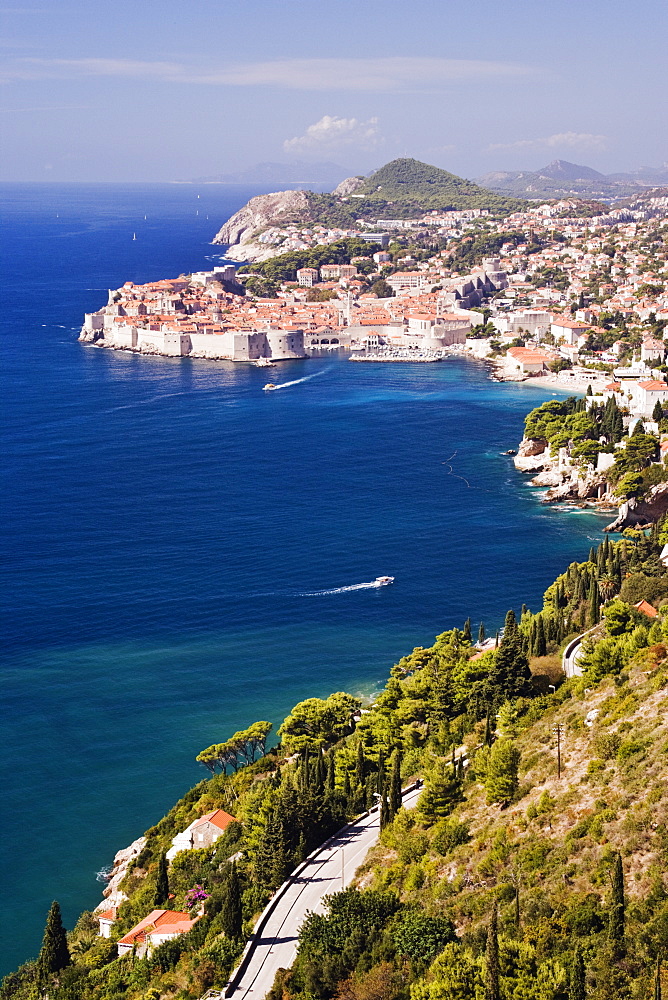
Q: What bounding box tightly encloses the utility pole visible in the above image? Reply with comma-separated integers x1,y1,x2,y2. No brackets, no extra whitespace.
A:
553,724,563,779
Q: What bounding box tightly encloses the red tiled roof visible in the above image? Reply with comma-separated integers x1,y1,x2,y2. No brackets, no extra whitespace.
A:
117,910,194,947
634,600,658,619
196,808,236,832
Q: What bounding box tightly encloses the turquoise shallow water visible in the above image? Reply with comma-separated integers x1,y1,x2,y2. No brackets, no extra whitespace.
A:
0,184,608,974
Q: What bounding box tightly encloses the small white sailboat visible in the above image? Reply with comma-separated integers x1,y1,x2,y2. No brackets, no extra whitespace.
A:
132,232,137,241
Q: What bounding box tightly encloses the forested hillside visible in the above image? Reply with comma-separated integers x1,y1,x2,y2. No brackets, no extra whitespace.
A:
6,529,668,1000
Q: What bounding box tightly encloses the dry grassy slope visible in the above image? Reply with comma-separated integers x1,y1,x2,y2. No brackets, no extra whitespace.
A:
358,653,668,939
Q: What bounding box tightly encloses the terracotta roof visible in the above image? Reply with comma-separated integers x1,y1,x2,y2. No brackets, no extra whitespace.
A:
638,381,668,391
98,909,117,922
195,808,237,832
634,600,658,619
117,909,194,947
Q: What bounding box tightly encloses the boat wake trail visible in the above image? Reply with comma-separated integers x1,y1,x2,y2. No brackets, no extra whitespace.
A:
270,369,327,390
301,580,386,596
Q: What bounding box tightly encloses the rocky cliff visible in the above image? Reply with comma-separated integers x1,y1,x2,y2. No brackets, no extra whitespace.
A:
514,437,610,504
605,481,668,531
332,175,365,197
211,189,311,254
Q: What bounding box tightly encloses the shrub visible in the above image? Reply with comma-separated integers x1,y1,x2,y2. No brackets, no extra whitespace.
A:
593,732,622,760
431,819,471,856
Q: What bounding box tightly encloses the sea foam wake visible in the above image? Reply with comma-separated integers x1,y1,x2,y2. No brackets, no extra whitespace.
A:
268,369,327,390
301,580,389,596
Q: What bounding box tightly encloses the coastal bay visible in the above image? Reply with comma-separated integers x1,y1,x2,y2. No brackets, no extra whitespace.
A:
0,183,606,974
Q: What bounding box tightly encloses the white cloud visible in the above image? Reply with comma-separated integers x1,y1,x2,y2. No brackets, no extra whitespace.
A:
3,55,531,91
283,115,382,155
489,131,607,152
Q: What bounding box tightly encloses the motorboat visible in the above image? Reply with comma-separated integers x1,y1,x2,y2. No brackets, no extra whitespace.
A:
255,358,275,367
263,383,277,391
375,576,395,585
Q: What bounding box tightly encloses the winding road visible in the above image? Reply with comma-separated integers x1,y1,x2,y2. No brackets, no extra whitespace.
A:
222,785,422,1000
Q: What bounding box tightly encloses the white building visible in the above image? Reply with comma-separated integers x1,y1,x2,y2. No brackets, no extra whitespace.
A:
166,808,236,862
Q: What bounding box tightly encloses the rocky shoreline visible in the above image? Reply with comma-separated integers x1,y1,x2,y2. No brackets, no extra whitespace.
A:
513,435,668,532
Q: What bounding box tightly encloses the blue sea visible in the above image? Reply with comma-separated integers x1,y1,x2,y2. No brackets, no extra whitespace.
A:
0,183,607,974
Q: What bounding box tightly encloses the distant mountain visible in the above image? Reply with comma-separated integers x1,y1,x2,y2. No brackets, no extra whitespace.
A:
607,163,668,185
475,159,668,200
189,161,348,187
537,159,606,181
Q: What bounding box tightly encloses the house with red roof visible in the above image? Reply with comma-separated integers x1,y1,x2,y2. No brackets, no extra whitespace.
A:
97,907,118,939
166,808,237,862
117,909,197,957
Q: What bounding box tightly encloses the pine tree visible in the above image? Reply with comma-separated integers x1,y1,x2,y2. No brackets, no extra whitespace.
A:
220,863,243,938
38,901,71,980
609,851,625,948
154,852,169,907
485,739,520,805
388,749,402,819
485,903,500,1000
490,611,530,702
569,946,586,1000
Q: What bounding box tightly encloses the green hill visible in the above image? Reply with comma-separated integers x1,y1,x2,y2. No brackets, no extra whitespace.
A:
302,158,524,227
354,157,523,214
8,524,668,1000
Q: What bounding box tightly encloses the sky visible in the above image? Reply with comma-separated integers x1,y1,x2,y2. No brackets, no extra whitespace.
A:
0,0,666,182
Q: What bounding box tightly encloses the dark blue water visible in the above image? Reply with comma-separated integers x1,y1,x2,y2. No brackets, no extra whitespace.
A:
0,183,606,974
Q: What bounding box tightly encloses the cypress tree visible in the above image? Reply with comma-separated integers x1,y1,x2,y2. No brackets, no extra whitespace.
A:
379,789,391,830
38,901,71,979
655,956,662,1000
463,617,472,642
220,863,243,939
484,711,493,747
589,546,597,564
478,622,486,645
326,749,336,792
364,772,376,809
609,851,625,948
376,748,386,792
534,615,547,657
154,852,169,907
485,903,500,1000
388,749,402,819
569,946,586,1000
654,400,664,423
355,740,366,786
589,578,600,625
